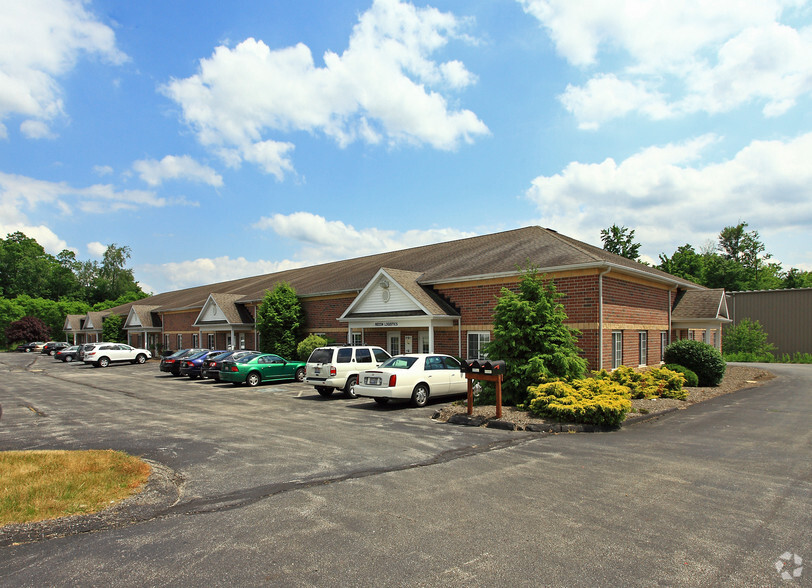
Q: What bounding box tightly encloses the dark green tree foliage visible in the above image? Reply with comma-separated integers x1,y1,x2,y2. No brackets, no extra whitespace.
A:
255,282,303,358
5,316,50,344
658,244,704,283
723,319,775,356
485,267,587,405
663,339,726,387
600,225,641,261
101,313,126,343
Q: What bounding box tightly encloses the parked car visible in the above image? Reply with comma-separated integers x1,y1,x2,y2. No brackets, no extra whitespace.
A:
305,345,391,398
220,353,306,387
160,349,206,376
201,349,256,381
179,350,227,379
76,343,95,362
82,343,152,368
55,345,81,362
16,341,46,353
42,342,69,355
355,354,468,407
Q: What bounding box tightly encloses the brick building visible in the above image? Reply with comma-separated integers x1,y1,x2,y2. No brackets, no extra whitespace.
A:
66,226,729,370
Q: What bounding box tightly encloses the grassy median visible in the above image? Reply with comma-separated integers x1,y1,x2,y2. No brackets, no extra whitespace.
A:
0,450,151,525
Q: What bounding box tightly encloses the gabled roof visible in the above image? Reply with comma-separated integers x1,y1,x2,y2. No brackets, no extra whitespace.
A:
125,305,162,329
82,311,111,331
340,268,458,320
672,289,730,321
63,314,83,332
109,226,704,319
193,293,254,327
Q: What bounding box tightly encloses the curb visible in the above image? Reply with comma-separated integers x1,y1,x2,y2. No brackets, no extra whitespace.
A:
441,412,618,433
0,460,181,547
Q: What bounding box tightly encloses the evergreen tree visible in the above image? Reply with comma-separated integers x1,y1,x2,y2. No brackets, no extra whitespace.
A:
255,282,303,358
485,267,587,405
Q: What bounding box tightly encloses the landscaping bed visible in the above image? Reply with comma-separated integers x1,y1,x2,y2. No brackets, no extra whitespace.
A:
433,365,776,430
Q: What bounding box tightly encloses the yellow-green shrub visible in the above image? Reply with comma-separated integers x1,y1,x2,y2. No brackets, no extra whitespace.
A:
593,365,687,400
526,378,632,427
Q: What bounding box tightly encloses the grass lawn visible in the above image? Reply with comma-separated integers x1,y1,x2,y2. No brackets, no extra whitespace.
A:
0,450,151,525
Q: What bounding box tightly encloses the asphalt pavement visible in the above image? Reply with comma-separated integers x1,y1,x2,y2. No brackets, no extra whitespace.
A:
0,353,809,587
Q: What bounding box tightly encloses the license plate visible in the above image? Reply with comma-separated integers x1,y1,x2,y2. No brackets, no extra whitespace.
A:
364,377,381,385
314,367,320,375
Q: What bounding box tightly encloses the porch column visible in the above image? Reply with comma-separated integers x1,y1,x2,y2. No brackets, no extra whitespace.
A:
230,327,235,350
428,322,435,354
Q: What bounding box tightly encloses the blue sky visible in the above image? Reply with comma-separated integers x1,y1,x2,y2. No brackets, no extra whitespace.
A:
1,0,811,295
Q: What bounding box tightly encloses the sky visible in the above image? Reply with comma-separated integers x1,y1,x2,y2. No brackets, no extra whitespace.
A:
1,0,811,295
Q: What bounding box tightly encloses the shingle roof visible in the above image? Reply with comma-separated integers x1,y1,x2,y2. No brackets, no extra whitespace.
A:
672,289,728,320
108,226,702,317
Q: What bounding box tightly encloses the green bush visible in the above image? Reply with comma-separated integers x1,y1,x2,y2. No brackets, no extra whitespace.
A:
663,339,726,387
723,319,775,356
722,351,775,363
296,334,327,361
525,378,632,427
664,363,699,387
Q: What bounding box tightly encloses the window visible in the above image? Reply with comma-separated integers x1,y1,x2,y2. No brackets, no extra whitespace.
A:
337,348,353,363
208,334,215,349
373,348,391,362
356,348,372,363
612,332,622,369
425,356,444,370
467,332,490,360
388,332,400,356
660,332,668,361
638,331,648,366
351,332,362,345
192,334,199,348
239,333,246,350
177,334,183,349
164,334,170,350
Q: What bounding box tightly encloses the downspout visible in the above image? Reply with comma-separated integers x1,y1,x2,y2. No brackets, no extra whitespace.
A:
598,266,611,369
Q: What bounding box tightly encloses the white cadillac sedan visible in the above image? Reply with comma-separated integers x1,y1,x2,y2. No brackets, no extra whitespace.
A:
355,353,468,407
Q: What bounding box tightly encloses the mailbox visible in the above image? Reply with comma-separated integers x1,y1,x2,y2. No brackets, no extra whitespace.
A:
463,359,506,374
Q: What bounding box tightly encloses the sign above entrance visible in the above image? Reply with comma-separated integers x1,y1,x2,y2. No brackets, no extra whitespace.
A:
374,322,398,327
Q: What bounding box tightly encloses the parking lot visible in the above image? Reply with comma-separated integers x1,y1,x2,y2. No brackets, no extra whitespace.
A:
1,353,810,586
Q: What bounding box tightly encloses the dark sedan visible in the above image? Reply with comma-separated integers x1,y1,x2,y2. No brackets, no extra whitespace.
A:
55,345,81,362
201,349,256,381
160,348,206,376
179,350,227,379
42,342,69,355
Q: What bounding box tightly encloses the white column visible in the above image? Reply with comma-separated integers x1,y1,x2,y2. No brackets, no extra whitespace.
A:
428,322,435,353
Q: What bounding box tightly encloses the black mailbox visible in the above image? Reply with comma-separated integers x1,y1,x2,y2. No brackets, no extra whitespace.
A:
463,359,506,374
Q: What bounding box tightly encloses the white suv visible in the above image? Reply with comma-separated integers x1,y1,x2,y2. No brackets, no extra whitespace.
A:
82,343,152,368
305,345,390,398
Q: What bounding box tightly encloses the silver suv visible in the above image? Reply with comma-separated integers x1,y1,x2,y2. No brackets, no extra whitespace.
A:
305,345,390,398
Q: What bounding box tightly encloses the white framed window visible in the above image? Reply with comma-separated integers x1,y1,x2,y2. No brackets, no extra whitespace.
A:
351,332,362,346
207,334,215,349
611,331,623,369
177,334,183,349
467,331,490,360
192,334,199,348
638,331,648,366
660,332,668,361
239,333,246,349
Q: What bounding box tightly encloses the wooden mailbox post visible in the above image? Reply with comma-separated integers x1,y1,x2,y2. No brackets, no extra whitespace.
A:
463,360,506,419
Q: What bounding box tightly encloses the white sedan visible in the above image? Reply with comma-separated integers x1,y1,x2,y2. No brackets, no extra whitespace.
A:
355,354,468,407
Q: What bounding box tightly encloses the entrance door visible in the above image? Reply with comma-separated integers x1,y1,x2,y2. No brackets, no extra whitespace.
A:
418,331,430,354
387,331,401,356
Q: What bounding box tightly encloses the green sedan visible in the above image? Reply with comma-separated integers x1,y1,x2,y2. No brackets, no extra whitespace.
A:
220,352,306,387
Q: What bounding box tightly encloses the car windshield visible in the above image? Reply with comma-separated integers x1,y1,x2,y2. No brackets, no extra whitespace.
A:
235,353,262,364
379,356,417,369
188,350,210,360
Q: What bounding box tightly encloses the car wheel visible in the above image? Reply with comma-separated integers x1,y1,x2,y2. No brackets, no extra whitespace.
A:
25,348,30,353
65,355,73,363
316,386,333,397
49,350,55,356
246,372,261,387
98,357,110,368
410,384,429,408
135,354,147,364
295,367,306,382
343,375,358,399
373,397,390,405
188,374,198,380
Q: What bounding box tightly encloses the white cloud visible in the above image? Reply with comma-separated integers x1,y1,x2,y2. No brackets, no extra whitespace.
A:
93,165,114,176
519,0,812,127
162,0,487,178
0,0,126,136
133,155,224,187
525,132,812,259
137,257,306,292
87,241,106,257
19,119,54,139
0,222,69,254
253,211,476,263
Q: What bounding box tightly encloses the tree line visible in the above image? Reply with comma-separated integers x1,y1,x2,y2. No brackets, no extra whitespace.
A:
601,222,812,291
1,232,148,346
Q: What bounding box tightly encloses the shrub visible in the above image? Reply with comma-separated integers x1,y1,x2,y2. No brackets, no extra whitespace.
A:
525,378,631,427
723,319,775,356
663,339,726,387
722,351,775,363
664,364,699,387
296,334,327,361
594,365,687,400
